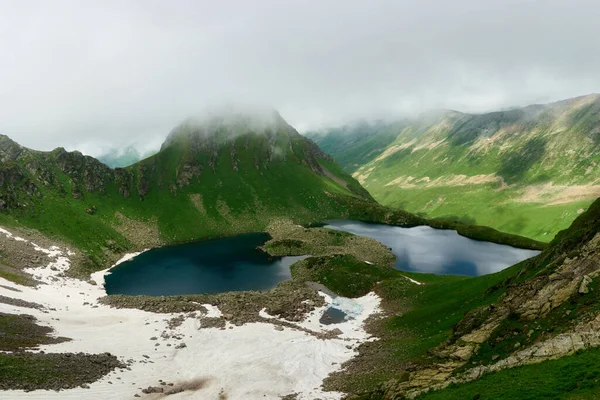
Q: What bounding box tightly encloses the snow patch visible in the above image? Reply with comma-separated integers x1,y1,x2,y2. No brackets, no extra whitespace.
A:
402,275,423,285
202,304,222,318
0,226,381,399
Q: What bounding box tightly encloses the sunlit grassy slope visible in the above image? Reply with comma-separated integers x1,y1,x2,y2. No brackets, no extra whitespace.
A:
309,94,600,241
314,197,600,398
0,111,372,272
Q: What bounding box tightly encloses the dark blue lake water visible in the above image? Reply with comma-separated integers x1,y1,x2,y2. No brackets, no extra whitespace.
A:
104,221,541,296
104,233,306,296
324,220,540,276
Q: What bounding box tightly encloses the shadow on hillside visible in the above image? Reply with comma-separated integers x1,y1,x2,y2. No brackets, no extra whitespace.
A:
498,137,547,184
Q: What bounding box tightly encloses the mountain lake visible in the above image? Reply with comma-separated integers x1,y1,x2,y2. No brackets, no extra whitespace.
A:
104,221,540,296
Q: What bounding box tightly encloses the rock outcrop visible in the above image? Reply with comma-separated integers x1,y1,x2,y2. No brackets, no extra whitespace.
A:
380,198,600,399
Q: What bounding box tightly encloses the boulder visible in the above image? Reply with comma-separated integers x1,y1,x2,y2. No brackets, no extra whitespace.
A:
579,275,593,294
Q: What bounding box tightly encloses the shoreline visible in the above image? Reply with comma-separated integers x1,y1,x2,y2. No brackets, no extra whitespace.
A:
89,250,147,289
0,226,382,399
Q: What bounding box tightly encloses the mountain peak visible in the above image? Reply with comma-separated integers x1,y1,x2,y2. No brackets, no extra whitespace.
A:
0,134,25,163
161,104,287,150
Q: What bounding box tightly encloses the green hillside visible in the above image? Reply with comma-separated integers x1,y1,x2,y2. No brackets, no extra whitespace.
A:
296,192,600,399
308,94,600,241
0,109,372,275
305,120,400,172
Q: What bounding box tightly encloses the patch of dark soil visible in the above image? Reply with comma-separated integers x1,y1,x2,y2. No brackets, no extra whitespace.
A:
140,377,212,397
0,295,44,310
199,317,226,329
0,230,52,271
0,312,69,351
0,352,124,391
0,284,22,292
100,280,325,326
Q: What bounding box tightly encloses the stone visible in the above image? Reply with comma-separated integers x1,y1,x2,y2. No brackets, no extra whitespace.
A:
142,386,164,394
579,275,593,294
329,328,343,336
451,345,476,361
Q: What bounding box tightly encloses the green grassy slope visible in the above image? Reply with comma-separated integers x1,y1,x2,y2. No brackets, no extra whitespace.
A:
305,121,400,172
317,197,600,399
0,110,372,273
320,259,524,396
308,94,600,241
417,348,600,400
405,198,600,399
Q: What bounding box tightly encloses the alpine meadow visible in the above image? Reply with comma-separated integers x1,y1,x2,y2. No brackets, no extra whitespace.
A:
3,2,600,400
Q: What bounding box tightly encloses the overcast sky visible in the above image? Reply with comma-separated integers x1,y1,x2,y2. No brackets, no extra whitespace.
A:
1,0,599,155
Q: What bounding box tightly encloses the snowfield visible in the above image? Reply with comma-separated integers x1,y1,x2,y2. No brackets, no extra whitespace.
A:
0,227,381,400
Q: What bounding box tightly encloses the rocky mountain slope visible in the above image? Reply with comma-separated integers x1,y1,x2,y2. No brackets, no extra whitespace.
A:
372,194,600,399
308,94,600,241
0,109,372,277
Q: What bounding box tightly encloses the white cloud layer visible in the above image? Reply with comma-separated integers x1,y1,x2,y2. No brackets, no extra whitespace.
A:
0,0,599,155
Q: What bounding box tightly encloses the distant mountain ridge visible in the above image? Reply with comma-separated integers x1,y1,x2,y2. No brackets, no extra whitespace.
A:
308,94,600,241
97,145,156,168
0,109,373,274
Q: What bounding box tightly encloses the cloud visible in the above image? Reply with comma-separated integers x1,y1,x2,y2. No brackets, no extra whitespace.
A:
0,0,599,154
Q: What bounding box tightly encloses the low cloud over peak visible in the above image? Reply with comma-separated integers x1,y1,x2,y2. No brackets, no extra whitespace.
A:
0,0,599,154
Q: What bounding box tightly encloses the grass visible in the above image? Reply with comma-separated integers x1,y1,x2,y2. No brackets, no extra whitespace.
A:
305,121,400,173
264,221,397,266
321,247,599,397
0,128,371,273
0,353,124,391
372,184,592,242
464,276,600,371
381,264,519,364
416,348,600,400
0,269,33,286
342,197,600,397
335,196,546,250
0,313,68,350
455,200,600,370
290,254,397,298
310,97,600,242
320,258,527,395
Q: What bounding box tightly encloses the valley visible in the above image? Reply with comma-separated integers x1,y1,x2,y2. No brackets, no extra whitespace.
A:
309,94,600,241
3,2,600,399
1,105,600,400
0,110,372,281
0,213,545,399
